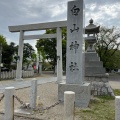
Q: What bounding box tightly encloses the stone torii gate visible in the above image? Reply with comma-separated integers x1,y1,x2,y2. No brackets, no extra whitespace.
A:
8,20,67,82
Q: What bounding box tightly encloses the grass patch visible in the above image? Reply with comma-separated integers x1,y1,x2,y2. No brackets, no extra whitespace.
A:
97,95,115,100
75,89,120,120
75,96,115,120
114,89,120,96
75,90,120,120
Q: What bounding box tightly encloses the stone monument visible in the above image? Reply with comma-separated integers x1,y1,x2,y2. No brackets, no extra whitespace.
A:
85,19,114,96
58,0,91,108
85,19,106,76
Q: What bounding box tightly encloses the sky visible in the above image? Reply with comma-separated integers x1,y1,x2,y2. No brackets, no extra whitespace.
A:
0,0,120,51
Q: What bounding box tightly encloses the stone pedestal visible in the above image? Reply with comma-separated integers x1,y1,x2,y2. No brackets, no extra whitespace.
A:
58,83,91,108
85,52,105,76
85,52,114,96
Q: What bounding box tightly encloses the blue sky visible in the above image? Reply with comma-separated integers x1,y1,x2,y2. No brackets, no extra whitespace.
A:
0,0,120,50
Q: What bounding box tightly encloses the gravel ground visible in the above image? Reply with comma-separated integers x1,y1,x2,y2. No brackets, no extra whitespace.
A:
0,114,41,120
0,82,65,120
0,74,119,119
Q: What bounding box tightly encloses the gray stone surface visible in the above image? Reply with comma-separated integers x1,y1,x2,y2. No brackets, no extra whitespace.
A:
115,96,120,120
57,27,63,83
85,52,106,76
58,83,91,108
85,75,114,96
85,67,106,75
30,79,37,109
85,61,103,67
16,30,24,80
85,75,108,82
64,91,75,120
85,52,100,61
58,0,90,108
0,76,57,93
84,48,113,96
4,87,15,120
66,0,85,85
9,21,67,32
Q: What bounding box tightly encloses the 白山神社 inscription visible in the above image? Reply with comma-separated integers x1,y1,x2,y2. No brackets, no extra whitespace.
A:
69,41,79,53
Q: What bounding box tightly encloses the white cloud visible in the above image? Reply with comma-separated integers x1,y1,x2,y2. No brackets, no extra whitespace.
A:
86,3,97,11
99,4,119,19
0,0,120,49
85,1,120,27
50,4,67,17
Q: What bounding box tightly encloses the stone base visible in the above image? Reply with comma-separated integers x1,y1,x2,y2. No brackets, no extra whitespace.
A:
85,74,109,82
15,78,23,81
85,75,114,96
58,83,91,108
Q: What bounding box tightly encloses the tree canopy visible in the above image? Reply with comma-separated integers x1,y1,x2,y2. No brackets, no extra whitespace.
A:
22,43,35,69
95,26,120,71
0,35,17,68
0,34,7,46
2,42,17,68
36,28,67,71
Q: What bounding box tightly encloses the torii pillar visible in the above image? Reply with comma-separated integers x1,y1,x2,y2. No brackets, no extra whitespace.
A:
57,27,63,83
16,30,24,80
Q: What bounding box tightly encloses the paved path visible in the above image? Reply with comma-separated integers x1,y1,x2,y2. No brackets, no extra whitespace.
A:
0,74,119,93
108,75,120,89
0,76,57,92
0,76,66,93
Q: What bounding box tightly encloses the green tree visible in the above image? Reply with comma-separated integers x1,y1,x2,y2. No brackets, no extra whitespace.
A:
0,35,18,69
2,42,17,69
104,50,120,71
95,26,120,71
0,34,7,45
23,43,35,68
36,29,66,71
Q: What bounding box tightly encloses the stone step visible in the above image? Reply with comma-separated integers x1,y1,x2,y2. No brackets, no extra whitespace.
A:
85,61,103,67
85,53,100,61
85,67,106,76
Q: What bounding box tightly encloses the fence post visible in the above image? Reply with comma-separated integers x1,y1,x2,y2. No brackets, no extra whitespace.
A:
115,96,120,120
4,87,15,120
64,91,75,120
30,78,37,109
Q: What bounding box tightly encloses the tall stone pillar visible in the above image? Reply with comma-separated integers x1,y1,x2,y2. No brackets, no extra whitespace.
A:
57,27,63,83
58,0,90,108
16,30,24,80
66,0,85,84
